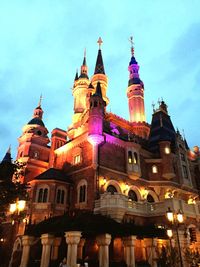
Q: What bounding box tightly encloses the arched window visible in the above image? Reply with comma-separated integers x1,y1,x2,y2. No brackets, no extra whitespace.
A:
37,187,49,203
107,185,117,195
147,194,155,203
128,151,132,164
128,190,138,202
38,188,43,203
133,152,138,164
56,188,65,204
77,180,87,204
79,185,86,202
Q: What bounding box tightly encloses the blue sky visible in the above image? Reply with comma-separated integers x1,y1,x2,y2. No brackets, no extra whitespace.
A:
0,0,200,159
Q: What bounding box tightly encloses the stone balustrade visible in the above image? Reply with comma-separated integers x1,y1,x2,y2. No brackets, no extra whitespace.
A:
94,193,200,221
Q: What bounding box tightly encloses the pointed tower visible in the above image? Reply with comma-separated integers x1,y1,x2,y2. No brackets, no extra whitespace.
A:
72,51,90,124
88,82,105,169
127,37,145,123
0,146,14,182
17,97,50,183
91,37,109,106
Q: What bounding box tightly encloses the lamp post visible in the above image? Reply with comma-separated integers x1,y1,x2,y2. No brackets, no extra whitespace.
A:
9,198,26,223
166,207,184,267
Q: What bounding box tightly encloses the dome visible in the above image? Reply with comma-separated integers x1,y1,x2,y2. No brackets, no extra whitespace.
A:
28,117,45,127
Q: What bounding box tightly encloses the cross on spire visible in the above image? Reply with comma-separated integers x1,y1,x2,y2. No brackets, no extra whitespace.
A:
97,37,103,49
129,36,134,56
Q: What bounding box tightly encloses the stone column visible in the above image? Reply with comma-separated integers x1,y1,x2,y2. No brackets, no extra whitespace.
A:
77,238,86,260
123,236,136,267
65,231,82,267
96,234,111,267
144,238,158,267
51,237,62,260
178,230,188,267
141,239,147,261
40,234,54,267
19,235,35,267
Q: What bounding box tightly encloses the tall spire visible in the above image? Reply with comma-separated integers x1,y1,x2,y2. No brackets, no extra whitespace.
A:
80,49,88,79
94,37,105,74
74,69,79,81
2,146,12,163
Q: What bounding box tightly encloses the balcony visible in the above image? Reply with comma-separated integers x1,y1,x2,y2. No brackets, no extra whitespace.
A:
94,193,200,222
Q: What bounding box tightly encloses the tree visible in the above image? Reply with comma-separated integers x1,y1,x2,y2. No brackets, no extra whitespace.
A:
0,160,29,222
156,245,180,267
184,248,200,267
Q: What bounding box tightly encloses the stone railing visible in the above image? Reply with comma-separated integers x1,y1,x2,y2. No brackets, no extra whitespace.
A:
94,193,200,222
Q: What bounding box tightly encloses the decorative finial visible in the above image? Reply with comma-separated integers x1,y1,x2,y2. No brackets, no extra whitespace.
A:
97,37,103,49
38,94,42,107
152,101,155,112
84,48,86,58
129,36,134,56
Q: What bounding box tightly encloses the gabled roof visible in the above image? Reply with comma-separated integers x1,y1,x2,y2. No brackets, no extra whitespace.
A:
35,168,72,183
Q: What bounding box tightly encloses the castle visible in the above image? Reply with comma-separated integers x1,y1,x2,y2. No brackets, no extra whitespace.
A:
5,38,200,267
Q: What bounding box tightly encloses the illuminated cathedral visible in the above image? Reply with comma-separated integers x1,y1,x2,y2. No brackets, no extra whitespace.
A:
4,38,200,267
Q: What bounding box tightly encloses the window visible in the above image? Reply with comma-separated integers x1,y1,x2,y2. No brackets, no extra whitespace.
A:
79,185,86,202
133,152,138,164
183,165,188,179
181,153,185,161
37,187,49,203
128,151,132,164
165,146,170,154
74,154,81,165
128,190,138,202
147,194,155,203
107,185,117,195
33,151,39,159
56,189,65,204
77,180,87,204
152,165,158,173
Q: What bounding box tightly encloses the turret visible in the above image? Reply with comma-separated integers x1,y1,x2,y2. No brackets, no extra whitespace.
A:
72,51,90,124
127,37,145,123
149,100,176,179
17,97,50,182
91,38,109,106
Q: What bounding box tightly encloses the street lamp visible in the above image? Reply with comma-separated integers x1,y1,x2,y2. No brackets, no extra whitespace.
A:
166,207,184,267
9,198,26,218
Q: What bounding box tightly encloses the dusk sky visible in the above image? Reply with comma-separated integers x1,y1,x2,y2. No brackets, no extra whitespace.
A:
0,0,200,159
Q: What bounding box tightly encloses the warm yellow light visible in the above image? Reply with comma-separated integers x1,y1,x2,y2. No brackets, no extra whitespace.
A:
177,210,184,223
165,191,174,199
152,165,158,174
10,203,17,213
165,147,170,154
125,183,129,191
167,229,173,238
166,207,174,222
188,197,196,205
18,200,26,212
141,188,148,199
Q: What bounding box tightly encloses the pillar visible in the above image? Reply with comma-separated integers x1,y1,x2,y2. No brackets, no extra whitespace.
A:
19,235,35,267
40,234,54,267
96,233,111,267
144,238,158,267
65,231,82,267
123,236,136,267
51,237,62,261
178,230,188,267
77,238,86,260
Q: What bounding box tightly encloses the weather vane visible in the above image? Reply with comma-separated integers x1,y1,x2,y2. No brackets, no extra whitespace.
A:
97,37,103,49
38,94,42,107
129,36,134,56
